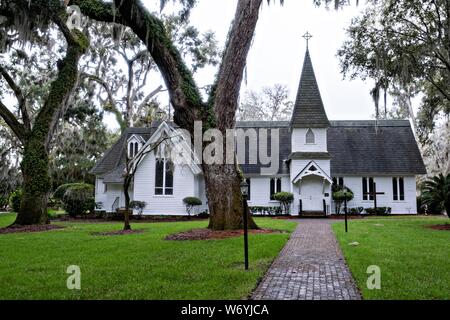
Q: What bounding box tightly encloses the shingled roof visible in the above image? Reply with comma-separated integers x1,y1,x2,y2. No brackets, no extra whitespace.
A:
90,127,157,176
291,49,330,128
91,120,426,180
328,120,427,175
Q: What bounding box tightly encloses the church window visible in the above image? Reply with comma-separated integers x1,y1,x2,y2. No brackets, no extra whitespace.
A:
270,178,282,200
306,128,315,144
155,149,174,196
393,177,405,201
362,177,375,201
246,178,251,201
333,177,344,188
128,141,140,158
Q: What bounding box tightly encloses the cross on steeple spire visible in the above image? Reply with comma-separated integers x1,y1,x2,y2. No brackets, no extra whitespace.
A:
303,31,313,49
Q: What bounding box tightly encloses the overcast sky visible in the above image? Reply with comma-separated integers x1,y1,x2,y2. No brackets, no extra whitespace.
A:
183,0,379,121
3,1,404,130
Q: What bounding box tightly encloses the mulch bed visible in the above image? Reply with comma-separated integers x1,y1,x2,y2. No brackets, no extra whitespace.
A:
427,224,450,231
0,224,64,234
165,228,283,241
91,229,145,236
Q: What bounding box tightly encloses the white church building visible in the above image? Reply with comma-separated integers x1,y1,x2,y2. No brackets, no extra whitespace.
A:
92,49,426,216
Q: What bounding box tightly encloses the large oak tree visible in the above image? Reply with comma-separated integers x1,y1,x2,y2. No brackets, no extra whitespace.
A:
0,0,89,225
69,0,343,230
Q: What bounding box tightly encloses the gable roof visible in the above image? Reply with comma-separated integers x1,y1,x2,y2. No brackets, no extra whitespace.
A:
90,126,157,176
328,120,427,175
91,120,426,180
291,49,330,128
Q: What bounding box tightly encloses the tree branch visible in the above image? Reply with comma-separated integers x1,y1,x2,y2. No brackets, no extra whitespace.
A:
0,100,26,143
71,0,203,133
0,65,31,132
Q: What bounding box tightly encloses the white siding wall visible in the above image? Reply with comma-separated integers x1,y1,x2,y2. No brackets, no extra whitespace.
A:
292,128,328,152
94,177,106,208
247,176,290,208
133,152,197,215
104,184,131,212
331,176,418,214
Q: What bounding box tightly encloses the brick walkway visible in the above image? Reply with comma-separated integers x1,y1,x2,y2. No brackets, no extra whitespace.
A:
251,220,361,300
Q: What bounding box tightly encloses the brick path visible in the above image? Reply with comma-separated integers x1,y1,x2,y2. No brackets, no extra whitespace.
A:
251,219,361,300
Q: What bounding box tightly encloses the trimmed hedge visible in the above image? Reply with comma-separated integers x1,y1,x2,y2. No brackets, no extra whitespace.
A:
183,197,202,216
273,192,294,215
62,184,95,217
250,206,282,216
365,207,392,216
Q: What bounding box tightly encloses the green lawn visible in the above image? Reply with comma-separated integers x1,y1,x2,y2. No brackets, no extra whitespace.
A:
333,217,450,300
0,213,295,300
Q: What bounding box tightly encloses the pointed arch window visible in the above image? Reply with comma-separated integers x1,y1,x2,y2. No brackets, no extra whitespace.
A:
128,141,140,158
155,144,174,196
306,128,315,144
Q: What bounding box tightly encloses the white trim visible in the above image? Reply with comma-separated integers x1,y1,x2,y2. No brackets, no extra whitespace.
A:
292,160,332,184
130,121,202,176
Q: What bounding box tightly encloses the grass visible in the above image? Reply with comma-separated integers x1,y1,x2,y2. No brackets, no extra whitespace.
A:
333,216,450,300
0,213,296,300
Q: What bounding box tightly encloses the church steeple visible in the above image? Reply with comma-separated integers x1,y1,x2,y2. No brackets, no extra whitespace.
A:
291,46,330,128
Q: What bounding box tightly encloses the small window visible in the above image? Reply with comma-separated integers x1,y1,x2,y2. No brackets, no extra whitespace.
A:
399,178,404,201
104,183,108,193
129,143,134,158
392,178,398,201
393,177,405,201
362,177,374,200
270,178,282,200
306,128,315,144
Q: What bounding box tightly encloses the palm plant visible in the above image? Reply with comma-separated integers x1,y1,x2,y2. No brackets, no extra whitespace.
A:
421,174,450,218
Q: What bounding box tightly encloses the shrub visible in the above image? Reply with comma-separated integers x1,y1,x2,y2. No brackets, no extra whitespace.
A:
365,207,392,216
53,183,87,200
183,197,202,216
130,200,147,218
197,210,209,218
332,187,354,214
250,206,282,216
421,173,450,217
9,189,22,212
273,192,294,215
62,184,95,217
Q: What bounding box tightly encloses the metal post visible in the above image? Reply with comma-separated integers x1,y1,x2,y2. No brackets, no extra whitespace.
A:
344,196,348,233
243,197,249,271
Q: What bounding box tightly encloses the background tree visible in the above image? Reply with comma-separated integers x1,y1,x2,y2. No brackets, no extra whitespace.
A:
71,0,345,230
0,0,89,226
78,16,219,131
338,0,450,143
238,84,293,121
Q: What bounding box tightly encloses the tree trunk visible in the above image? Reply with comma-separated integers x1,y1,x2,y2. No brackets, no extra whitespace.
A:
123,176,132,231
203,164,257,230
13,139,50,225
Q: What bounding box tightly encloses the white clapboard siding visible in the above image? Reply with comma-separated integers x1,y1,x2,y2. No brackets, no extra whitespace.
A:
133,151,197,215
291,128,328,152
331,176,418,214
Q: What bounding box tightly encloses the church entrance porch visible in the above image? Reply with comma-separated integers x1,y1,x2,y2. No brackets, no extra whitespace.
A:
292,161,332,216
300,176,325,214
